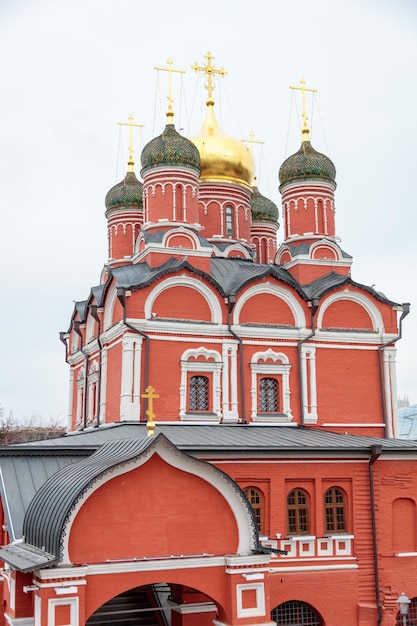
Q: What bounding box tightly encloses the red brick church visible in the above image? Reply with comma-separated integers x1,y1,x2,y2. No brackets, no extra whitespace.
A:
0,53,416,626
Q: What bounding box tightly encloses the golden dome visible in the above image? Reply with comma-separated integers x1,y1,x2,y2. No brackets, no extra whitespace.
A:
191,102,254,188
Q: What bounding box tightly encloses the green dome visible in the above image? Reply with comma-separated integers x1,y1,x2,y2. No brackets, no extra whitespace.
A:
105,171,143,211
141,124,200,172
279,141,336,186
250,186,279,222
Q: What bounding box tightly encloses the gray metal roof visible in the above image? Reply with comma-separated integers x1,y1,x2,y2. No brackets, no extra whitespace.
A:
12,422,417,453
0,542,56,573
0,451,88,542
303,271,397,305
24,436,159,560
286,241,353,260
2,423,417,571
0,433,261,572
70,255,398,328
209,258,303,296
143,229,212,248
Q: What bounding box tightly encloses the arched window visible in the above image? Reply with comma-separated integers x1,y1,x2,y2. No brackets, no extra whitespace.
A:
259,377,280,412
225,205,234,237
189,375,209,411
244,487,264,534
272,600,322,625
324,487,347,533
287,488,309,535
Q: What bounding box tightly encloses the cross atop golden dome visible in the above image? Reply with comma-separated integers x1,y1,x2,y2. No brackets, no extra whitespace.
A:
191,51,227,105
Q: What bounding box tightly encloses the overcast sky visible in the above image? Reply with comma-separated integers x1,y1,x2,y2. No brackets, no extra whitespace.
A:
0,0,416,422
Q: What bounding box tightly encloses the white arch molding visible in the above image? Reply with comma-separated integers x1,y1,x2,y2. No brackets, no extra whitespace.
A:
317,290,384,333
60,437,257,563
233,282,306,328
145,276,222,324
104,283,118,330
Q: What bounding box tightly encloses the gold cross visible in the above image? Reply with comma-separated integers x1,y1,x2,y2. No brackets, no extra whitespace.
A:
141,385,160,437
117,114,145,171
289,78,317,141
154,57,186,119
242,131,265,154
191,51,227,103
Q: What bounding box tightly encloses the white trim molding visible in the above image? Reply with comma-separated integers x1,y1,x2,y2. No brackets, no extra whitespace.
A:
145,276,222,324
250,349,292,422
233,282,305,328
317,290,384,333
179,347,223,421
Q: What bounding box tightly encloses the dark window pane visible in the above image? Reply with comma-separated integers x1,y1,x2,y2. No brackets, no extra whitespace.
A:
189,376,209,411
324,487,346,533
287,489,309,535
260,377,279,412
272,600,322,625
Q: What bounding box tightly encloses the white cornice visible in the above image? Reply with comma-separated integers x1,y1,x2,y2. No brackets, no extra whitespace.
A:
37,556,227,579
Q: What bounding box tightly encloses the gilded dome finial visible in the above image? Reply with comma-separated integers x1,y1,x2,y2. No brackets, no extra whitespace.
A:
289,77,317,142
191,51,227,106
154,57,186,123
117,114,145,172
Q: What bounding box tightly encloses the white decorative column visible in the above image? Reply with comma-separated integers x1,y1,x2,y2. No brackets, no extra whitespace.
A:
67,369,74,432
222,341,239,423
99,347,108,423
383,347,398,439
120,335,142,421
301,346,318,424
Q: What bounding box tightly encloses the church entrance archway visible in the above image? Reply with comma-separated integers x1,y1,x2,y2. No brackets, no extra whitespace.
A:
271,600,323,625
86,581,217,626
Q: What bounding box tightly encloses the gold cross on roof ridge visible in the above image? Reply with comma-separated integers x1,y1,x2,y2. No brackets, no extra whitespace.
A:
141,385,160,437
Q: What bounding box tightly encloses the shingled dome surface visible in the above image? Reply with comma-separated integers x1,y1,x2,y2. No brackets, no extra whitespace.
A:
279,141,336,185
250,186,279,222
141,124,200,171
105,171,143,210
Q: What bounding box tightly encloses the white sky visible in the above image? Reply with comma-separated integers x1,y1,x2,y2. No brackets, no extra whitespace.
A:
0,0,416,422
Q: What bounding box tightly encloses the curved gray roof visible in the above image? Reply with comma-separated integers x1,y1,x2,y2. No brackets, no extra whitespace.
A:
24,436,156,559
23,432,253,565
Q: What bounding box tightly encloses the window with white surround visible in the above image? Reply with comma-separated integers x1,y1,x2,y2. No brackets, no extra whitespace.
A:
225,205,234,237
259,377,280,412
180,348,222,421
250,349,292,422
189,375,210,411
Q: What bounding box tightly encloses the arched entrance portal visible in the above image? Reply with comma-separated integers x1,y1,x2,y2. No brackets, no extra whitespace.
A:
86,582,217,626
271,600,323,625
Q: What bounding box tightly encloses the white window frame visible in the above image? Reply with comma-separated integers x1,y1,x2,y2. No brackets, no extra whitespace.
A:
250,349,292,422
180,348,222,421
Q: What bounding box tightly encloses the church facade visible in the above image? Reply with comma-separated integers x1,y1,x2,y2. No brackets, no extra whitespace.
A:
0,54,416,626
